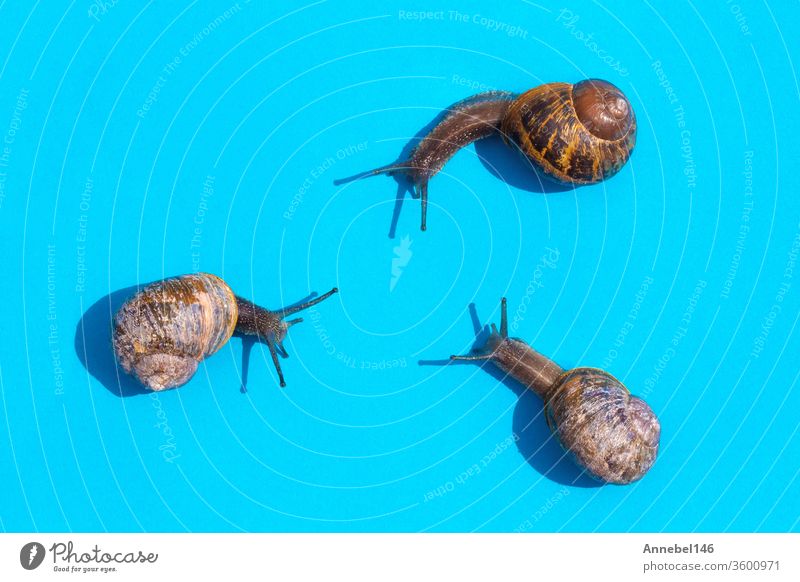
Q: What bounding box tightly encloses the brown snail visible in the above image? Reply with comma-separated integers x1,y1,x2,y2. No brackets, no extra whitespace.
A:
112,273,338,391
336,79,636,230
450,298,659,485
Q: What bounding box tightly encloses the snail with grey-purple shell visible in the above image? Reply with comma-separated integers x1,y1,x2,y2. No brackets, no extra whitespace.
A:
450,298,659,484
113,273,337,391
337,79,636,230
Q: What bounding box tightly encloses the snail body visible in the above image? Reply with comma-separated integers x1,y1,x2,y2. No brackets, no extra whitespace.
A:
450,298,659,485
113,273,338,391
336,79,636,230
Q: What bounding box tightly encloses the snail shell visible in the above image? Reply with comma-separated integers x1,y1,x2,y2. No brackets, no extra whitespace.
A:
500,79,636,184
545,368,660,484
113,273,238,391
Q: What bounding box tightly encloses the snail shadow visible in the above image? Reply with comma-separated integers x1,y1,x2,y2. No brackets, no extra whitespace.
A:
474,136,575,195
75,286,150,398
420,303,600,488
236,336,256,393
509,379,600,488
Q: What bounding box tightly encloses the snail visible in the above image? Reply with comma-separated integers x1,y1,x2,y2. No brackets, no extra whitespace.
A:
112,273,338,391
450,298,659,484
336,79,636,230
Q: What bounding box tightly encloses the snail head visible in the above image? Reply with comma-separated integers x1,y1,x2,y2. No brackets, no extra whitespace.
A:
235,287,338,387
449,297,521,363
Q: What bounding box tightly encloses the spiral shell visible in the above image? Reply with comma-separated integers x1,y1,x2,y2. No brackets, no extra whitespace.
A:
500,79,636,184
545,367,660,484
113,273,238,391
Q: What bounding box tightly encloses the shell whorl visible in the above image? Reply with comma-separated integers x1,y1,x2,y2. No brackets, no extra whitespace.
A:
112,273,238,391
500,80,636,184
545,367,660,484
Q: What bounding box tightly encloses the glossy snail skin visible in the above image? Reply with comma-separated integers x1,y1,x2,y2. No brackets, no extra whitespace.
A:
113,273,338,391
450,298,659,485
337,79,636,231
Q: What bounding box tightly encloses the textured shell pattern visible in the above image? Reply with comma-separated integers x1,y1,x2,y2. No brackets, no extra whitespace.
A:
545,367,660,484
112,273,238,390
500,82,636,184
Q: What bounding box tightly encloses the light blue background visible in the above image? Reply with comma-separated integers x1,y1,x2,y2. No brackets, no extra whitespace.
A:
0,1,798,532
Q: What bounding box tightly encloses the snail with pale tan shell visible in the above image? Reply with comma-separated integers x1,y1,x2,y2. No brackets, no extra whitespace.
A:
450,298,660,484
112,273,338,391
337,79,636,230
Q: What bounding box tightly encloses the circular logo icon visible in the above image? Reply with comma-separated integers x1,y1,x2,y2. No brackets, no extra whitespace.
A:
20,542,45,570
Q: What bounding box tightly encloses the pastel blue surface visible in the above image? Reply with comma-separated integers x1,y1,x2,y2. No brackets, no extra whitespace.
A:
0,1,798,533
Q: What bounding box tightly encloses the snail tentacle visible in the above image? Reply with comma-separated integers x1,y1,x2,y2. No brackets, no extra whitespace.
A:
498,297,508,338
450,297,510,362
419,182,428,231
277,287,338,318
449,353,493,362
333,160,411,184
267,339,286,388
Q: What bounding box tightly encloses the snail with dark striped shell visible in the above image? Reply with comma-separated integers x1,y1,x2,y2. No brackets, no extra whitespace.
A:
450,298,659,485
112,273,338,391
337,79,636,230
